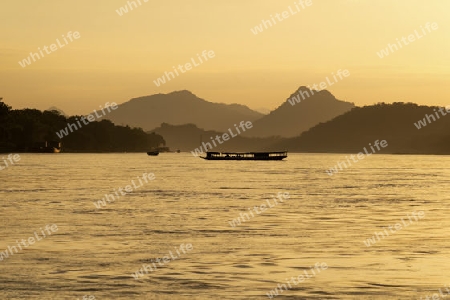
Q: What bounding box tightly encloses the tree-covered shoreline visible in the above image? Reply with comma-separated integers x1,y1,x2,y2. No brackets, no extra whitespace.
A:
0,100,165,153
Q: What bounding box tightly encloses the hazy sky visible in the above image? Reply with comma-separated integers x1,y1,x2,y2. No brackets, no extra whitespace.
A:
1,0,449,114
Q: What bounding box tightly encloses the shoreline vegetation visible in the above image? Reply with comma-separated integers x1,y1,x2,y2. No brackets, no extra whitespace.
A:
0,99,165,153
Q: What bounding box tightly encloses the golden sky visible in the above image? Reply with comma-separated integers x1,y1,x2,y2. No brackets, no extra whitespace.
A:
1,0,449,114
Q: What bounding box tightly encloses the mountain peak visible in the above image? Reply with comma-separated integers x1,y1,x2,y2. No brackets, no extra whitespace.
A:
168,90,196,97
283,86,337,105
243,86,355,138
316,89,335,99
292,86,335,98
297,86,312,92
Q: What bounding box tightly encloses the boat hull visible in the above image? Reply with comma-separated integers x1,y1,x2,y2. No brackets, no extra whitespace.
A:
201,151,287,161
201,156,286,161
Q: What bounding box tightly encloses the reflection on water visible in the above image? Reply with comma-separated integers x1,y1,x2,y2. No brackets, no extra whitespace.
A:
0,153,449,299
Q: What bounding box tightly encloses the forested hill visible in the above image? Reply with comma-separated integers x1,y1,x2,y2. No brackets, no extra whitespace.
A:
278,102,450,154
0,100,165,153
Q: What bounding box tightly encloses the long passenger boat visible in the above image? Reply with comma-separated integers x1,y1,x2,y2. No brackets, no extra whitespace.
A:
201,151,287,161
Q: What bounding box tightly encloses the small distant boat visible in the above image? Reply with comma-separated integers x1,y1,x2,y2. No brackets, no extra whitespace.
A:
30,141,61,153
147,151,159,156
201,151,287,161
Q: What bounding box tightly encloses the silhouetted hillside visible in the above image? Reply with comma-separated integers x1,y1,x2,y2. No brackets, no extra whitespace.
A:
102,90,264,132
150,123,285,153
278,102,450,154
0,100,165,153
243,87,355,138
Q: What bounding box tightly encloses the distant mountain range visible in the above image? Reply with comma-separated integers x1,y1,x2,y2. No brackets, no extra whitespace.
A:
278,102,450,154
102,87,355,138
102,90,263,132
6,93,449,154
84,88,450,155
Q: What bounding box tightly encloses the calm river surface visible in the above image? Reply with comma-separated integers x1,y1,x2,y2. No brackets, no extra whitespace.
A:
0,153,449,299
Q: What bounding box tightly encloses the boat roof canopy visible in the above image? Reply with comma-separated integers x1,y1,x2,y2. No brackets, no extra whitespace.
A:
206,151,287,154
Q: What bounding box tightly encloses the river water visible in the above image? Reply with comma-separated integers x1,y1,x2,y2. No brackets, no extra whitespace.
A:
0,153,449,299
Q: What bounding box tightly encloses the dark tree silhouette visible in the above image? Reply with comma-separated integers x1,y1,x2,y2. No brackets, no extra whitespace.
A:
0,99,165,153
